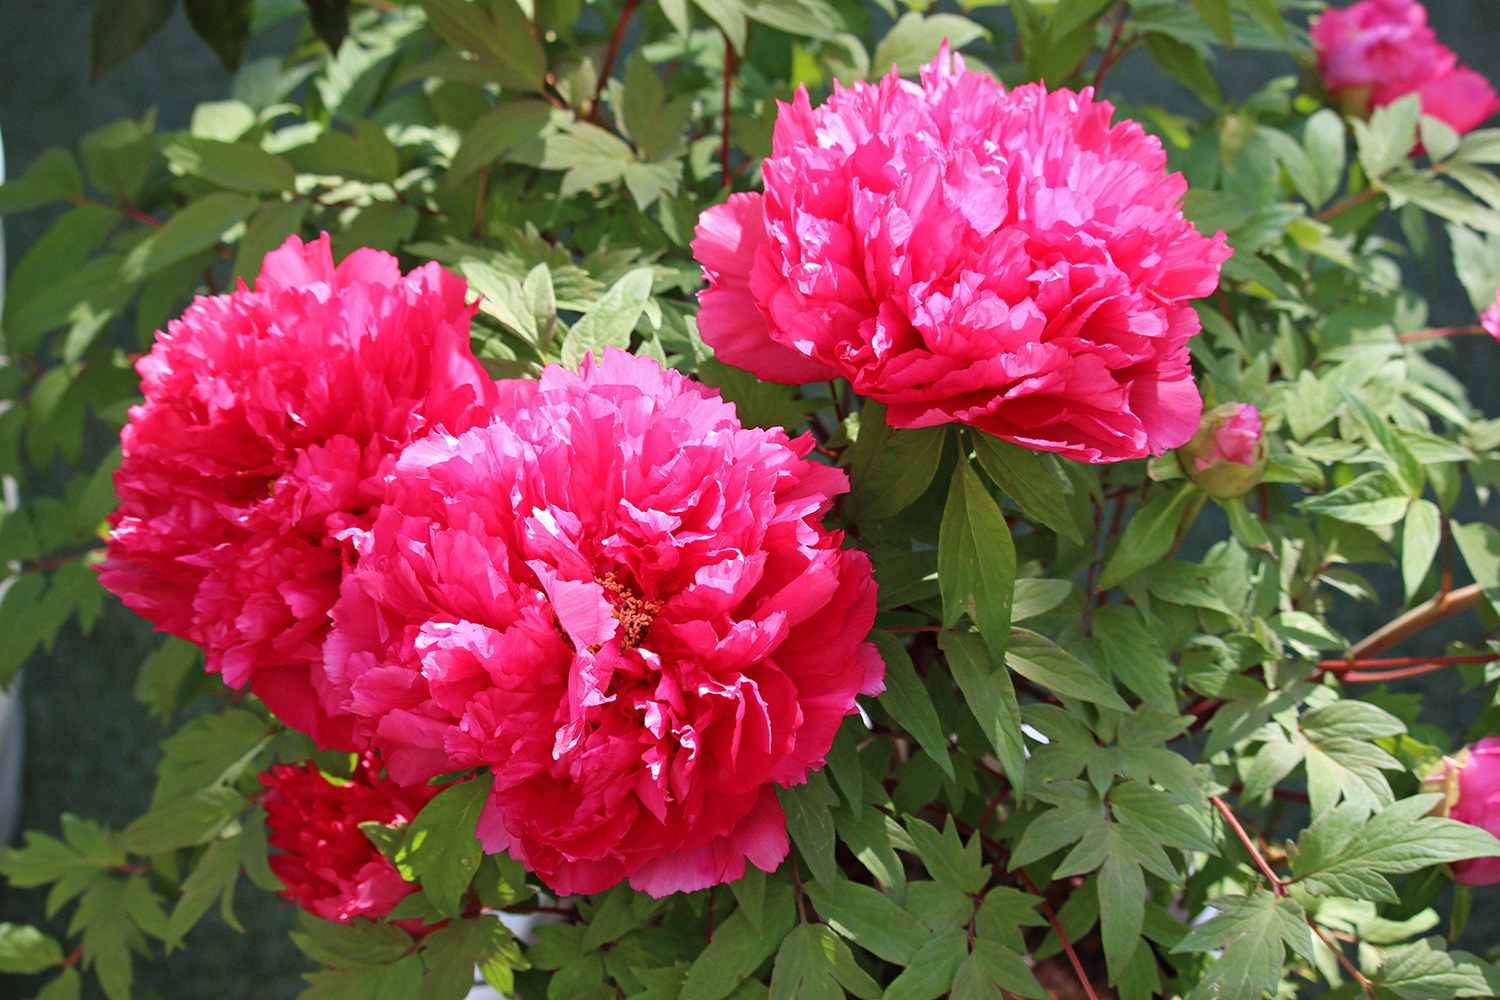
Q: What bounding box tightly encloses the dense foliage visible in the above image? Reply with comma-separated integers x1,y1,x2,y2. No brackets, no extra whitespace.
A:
4,0,1500,998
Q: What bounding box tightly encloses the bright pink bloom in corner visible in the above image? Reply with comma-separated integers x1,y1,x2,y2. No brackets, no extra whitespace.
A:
1424,737,1500,885
99,234,499,749
692,48,1230,464
261,752,440,927
324,349,882,897
1481,293,1500,340
1312,0,1500,136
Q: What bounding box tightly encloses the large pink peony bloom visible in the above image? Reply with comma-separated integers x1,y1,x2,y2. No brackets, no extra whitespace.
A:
324,349,882,897
260,752,440,926
692,49,1230,464
1312,0,1500,136
99,234,498,748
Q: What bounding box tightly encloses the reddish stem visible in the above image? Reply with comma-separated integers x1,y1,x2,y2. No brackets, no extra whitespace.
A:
1341,661,1479,683
1347,583,1483,658
1091,5,1129,91
1315,186,1381,222
1397,324,1486,343
1014,869,1102,1000
720,34,735,188
473,164,489,239
590,0,640,122
1211,796,1286,895
1321,653,1499,671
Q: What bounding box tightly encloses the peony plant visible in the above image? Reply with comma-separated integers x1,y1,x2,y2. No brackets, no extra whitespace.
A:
2,1,1500,999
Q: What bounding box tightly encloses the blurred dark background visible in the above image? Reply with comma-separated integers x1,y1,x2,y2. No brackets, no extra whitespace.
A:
1,2,1499,998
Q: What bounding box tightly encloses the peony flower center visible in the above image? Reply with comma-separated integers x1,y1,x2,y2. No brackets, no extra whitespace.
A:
598,572,661,651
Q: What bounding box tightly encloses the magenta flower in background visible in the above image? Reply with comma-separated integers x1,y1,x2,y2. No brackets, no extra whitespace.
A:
1312,0,1500,136
323,349,882,897
692,48,1231,464
1481,292,1500,340
99,234,499,749
1424,737,1500,885
261,752,441,926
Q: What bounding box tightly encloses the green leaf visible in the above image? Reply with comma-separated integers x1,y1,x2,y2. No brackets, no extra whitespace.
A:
1174,892,1308,1000
1373,938,1499,1000
559,267,653,368
0,148,84,216
1098,483,1202,589
1354,93,1421,179
905,817,986,895
970,434,1083,545
871,13,986,77
1401,499,1442,601
152,706,273,804
1007,629,1128,710
448,100,557,185
803,879,928,965
286,120,401,184
1143,33,1219,105
78,115,157,201
302,955,425,1000
870,631,955,780
1109,782,1216,854
161,136,298,193
778,771,838,886
1297,471,1411,527
1453,521,1500,615
90,0,177,82
123,785,248,855
291,911,417,968
938,450,1016,664
940,630,1025,796
882,929,966,1000
696,358,825,433
123,192,255,283
0,922,65,974
1290,795,1500,901
770,924,879,1000
300,0,352,52
680,883,795,1000
132,637,204,722
419,0,548,92
1190,0,1233,46
846,406,945,522
1096,851,1145,982
164,836,244,948
183,0,255,72
1300,701,1406,742
34,967,82,1000
393,778,488,918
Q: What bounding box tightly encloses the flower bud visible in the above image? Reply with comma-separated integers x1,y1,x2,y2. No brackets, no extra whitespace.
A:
1177,403,1267,499
1422,738,1500,885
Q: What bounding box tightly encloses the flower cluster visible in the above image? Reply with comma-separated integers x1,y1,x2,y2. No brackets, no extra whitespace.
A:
104,237,881,897
260,752,440,925
99,235,498,749
1312,0,1500,136
693,48,1231,463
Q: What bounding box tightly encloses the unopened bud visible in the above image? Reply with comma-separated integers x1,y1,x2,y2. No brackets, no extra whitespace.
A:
1177,403,1267,499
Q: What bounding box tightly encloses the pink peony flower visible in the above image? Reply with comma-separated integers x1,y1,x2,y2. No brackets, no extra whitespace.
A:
1481,292,1500,340
99,234,499,749
260,752,440,926
323,349,882,897
1423,737,1500,885
1311,0,1500,136
692,48,1231,464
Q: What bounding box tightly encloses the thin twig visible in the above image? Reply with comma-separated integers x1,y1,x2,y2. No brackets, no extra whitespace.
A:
1014,870,1102,1000
1090,4,1129,91
1341,660,1482,683
1315,186,1381,222
1309,919,1379,1000
1320,653,1499,672
590,0,640,122
1211,796,1285,894
720,34,735,188
472,164,489,239
1397,324,1485,343
1347,583,1483,658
